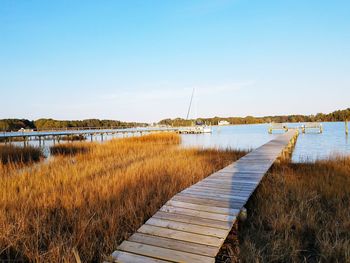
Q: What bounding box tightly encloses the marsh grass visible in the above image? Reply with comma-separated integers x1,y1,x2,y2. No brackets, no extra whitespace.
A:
50,143,91,156
230,157,350,263
0,144,43,164
0,133,246,262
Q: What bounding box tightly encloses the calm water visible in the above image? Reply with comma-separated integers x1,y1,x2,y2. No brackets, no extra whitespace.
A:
181,122,350,162
4,122,350,162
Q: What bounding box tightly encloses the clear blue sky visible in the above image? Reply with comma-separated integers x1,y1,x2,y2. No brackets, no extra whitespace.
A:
1,0,349,122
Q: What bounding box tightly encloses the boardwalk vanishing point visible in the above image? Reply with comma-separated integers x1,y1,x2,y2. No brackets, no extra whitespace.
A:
107,129,299,263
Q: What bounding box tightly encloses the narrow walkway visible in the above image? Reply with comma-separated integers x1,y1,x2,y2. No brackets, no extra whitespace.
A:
108,130,299,263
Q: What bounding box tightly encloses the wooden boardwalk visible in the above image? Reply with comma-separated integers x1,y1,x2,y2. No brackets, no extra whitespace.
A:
108,130,299,263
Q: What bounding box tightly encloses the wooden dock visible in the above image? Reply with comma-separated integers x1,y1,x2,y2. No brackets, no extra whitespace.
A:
268,123,288,134
301,122,323,133
108,130,299,263
0,127,180,145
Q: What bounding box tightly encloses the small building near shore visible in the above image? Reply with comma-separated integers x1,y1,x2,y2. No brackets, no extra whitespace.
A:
218,120,230,126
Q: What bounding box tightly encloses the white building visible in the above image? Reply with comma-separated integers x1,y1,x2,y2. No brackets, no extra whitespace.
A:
218,120,230,126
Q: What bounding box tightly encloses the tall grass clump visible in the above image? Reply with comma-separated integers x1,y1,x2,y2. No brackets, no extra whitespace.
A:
236,157,350,263
50,142,91,156
0,144,43,164
0,133,246,262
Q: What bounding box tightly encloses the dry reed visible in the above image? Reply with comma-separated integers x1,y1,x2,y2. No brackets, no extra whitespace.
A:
0,144,43,164
0,133,246,262
234,157,350,263
50,143,91,156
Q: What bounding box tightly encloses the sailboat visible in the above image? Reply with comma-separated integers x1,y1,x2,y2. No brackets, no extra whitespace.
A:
184,88,212,134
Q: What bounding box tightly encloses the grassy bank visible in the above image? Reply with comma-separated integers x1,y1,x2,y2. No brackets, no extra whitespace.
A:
0,133,246,262
230,158,350,263
0,144,43,164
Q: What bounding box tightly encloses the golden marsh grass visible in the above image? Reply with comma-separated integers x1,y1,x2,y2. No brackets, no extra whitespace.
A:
0,133,246,262
228,157,350,263
0,144,43,165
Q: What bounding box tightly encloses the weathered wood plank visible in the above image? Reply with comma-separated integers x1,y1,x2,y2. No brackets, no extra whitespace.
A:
181,188,248,201
200,178,259,186
128,233,218,257
145,218,228,238
112,250,170,263
118,241,214,263
177,192,246,208
160,205,236,222
166,200,239,216
153,211,232,230
137,224,225,247
188,185,256,196
171,195,243,210
194,181,257,191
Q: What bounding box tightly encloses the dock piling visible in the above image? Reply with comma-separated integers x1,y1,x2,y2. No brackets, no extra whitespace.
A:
346,120,348,135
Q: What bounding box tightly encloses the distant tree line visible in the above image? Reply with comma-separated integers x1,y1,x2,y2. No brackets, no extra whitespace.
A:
1,108,349,131
0,118,146,132
0,119,36,132
159,108,350,126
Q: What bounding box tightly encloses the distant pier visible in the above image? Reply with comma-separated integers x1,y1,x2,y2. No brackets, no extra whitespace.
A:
0,126,215,145
269,122,323,134
0,127,180,145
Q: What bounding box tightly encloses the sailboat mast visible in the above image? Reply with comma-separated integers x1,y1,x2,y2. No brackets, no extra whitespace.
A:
186,88,195,120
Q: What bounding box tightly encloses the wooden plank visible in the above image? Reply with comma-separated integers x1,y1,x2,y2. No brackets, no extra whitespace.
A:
160,205,236,222
203,177,261,186
177,193,246,208
216,169,263,175
197,177,260,185
137,224,224,247
118,241,214,263
209,171,264,180
187,186,254,196
201,177,259,186
145,218,228,238
195,181,257,190
181,188,248,201
153,211,232,230
128,233,218,257
112,250,170,263
166,200,239,216
189,185,256,195
206,176,262,184
218,167,265,174
233,164,272,170
177,192,250,205
212,172,263,179
171,195,243,210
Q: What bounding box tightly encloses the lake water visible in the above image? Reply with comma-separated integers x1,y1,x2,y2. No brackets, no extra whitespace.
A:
181,122,350,162
4,122,350,162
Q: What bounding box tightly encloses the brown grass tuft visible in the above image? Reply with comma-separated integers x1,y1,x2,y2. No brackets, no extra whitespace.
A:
0,144,43,164
50,142,91,156
0,133,246,262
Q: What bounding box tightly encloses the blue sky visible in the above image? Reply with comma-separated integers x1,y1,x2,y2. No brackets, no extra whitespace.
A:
0,0,349,122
